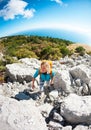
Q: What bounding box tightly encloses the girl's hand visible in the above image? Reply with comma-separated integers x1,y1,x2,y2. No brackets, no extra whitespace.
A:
50,81,54,86
31,84,35,90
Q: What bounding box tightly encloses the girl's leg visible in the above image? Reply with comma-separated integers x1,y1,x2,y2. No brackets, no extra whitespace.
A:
44,81,50,87
39,79,44,92
39,79,46,98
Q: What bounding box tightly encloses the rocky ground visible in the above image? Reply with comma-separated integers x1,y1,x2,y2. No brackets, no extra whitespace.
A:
0,54,91,130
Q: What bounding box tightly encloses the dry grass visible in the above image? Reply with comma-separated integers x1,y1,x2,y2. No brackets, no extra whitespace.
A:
0,72,4,83
67,43,91,52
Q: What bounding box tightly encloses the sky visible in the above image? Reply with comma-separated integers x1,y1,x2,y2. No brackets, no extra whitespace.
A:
0,0,91,45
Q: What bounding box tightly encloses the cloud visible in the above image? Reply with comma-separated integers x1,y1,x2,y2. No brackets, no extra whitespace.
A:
51,0,63,5
0,0,35,20
51,0,68,6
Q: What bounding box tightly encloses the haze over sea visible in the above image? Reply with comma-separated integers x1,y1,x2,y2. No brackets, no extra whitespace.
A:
15,28,91,46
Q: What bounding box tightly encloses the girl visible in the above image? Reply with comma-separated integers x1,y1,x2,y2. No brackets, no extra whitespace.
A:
32,61,55,96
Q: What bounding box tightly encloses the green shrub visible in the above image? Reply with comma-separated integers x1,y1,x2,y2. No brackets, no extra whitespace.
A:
75,46,85,56
60,47,71,57
87,51,91,55
4,55,18,64
15,48,38,59
41,47,62,60
0,65,6,71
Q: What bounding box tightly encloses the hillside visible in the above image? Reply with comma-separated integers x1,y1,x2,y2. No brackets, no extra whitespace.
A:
67,43,91,53
0,35,73,61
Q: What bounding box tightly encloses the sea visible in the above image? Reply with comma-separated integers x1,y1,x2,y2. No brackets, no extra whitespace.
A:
14,28,91,45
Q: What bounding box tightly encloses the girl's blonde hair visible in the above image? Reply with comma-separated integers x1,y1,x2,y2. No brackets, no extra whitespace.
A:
40,60,52,74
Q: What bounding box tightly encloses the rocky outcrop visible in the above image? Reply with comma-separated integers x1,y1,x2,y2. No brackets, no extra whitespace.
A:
5,58,40,83
69,64,91,84
0,95,47,130
61,93,91,125
6,63,36,83
1,54,91,129
19,58,40,68
54,70,73,94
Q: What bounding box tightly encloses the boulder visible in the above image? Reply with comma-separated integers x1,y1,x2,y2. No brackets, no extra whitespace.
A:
19,58,40,69
61,94,91,125
54,70,73,94
6,63,36,83
69,64,91,84
0,95,47,130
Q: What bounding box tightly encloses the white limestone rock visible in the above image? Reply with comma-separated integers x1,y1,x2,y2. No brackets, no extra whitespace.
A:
0,95,47,130
61,93,91,125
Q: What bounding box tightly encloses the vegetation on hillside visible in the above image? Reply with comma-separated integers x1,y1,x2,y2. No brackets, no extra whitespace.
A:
0,35,73,61
75,46,85,56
